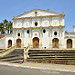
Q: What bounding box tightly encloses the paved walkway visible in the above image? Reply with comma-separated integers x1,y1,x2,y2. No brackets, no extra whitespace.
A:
0,61,75,72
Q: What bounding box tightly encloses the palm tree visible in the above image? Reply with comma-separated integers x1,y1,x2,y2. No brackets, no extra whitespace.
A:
6,21,12,34
0,23,5,34
3,19,8,33
3,19,8,28
8,21,12,34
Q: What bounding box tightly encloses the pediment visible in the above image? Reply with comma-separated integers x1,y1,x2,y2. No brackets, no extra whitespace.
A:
13,9,65,19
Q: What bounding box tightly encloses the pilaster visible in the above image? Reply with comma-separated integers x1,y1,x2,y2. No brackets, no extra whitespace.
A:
59,28,62,48
49,28,52,48
59,17,61,25
40,18,42,48
22,28,24,48
30,19,32,48
30,29,32,48
14,30,16,46
50,17,52,26
40,28,42,48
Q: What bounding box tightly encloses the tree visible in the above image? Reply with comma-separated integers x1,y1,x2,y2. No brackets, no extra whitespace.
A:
3,19,8,28
0,19,12,34
8,21,12,34
0,23,5,34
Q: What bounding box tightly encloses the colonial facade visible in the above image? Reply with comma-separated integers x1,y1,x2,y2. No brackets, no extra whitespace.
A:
0,8,74,49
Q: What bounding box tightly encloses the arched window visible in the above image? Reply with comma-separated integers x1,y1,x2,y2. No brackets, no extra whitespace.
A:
54,31,57,36
27,30,29,34
43,29,46,33
35,22,38,26
18,33,20,37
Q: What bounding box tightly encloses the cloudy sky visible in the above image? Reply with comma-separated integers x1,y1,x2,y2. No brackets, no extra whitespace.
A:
0,0,75,32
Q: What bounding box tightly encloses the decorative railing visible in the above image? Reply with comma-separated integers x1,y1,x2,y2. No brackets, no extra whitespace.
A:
24,44,30,61
0,45,16,57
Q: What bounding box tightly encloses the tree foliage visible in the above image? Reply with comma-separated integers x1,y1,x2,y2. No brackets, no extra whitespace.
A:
0,19,12,34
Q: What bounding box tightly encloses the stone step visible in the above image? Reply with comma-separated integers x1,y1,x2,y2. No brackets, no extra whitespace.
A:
0,50,7,53
27,58,75,60
0,49,24,64
29,53,75,56
0,56,24,61
29,51,75,54
9,60,24,64
1,59,24,64
28,56,75,58
29,50,75,52
0,54,23,59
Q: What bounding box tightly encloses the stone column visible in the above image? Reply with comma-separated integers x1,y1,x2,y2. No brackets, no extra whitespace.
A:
14,29,16,46
50,17,52,26
40,18,42,48
49,28,52,48
49,17,52,48
59,28,62,48
30,19,32,48
30,29,32,48
22,28,24,48
59,17,61,25
40,28,42,48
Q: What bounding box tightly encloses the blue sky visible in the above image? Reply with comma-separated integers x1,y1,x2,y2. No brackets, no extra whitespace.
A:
0,0,75,32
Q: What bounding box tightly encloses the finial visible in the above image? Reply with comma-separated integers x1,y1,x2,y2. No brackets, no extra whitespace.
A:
47,9,50,11
24,11,26,13
62,11,64,13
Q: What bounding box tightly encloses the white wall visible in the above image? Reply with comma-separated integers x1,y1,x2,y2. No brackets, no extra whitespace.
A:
42,29,50,48
24,30,30,47
13,17,64,28
0,37,6,48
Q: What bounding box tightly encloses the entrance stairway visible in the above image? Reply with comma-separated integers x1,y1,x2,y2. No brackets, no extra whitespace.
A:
27,49,75,65
0,49,24,64
0,49,6,53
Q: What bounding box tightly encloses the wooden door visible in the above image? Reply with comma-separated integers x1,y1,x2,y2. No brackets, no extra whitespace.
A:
52,38,59,48
8,40,12,48
67,39,72,48
33,37,39,48
16,39,21,48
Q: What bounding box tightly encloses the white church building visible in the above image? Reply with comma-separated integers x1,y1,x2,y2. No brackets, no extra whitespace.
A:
0,8,75,49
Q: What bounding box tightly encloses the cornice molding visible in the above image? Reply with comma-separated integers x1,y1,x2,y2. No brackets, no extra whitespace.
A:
12,14,65,20
13,26,65,30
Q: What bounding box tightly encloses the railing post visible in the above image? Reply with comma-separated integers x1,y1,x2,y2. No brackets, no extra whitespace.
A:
24,48,27,62
24,44,30,62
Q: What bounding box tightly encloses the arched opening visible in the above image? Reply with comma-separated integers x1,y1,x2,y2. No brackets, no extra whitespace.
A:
67,39,72,48
52,38,59,48
35,22,38,26
16,39,21,48
8,40,12,48
33,37,39,48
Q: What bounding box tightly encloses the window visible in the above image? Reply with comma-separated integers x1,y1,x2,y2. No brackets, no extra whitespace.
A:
43,29,46,33
35,12,37,15
18,33,20,36
54,32,57,36
35,11,37,16
35,22,38,26
27,30,29,34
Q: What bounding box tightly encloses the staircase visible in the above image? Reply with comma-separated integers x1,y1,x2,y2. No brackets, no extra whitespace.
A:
27,49,75,65
0,49,24,64
0,49,6,53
